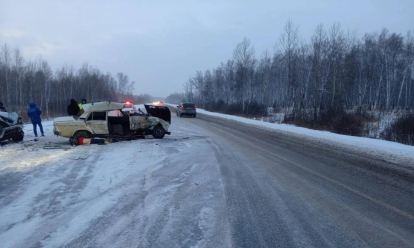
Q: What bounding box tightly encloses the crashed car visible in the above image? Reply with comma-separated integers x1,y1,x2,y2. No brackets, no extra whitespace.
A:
0,112,24,142
53,101,171,142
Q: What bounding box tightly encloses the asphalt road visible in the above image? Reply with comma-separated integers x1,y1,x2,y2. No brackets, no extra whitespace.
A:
1,111,413,248
173,110,414,248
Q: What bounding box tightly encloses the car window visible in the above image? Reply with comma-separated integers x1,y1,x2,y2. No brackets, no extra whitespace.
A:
87,112,106,121
108,110,123,117
183,103,195,108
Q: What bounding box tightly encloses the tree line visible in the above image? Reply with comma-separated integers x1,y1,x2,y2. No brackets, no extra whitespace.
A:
182,21,414,122
0,44,140,119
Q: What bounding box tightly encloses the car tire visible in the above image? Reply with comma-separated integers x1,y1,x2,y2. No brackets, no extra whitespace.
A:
152,125,165,139
12,131,24,142
193,114,196,118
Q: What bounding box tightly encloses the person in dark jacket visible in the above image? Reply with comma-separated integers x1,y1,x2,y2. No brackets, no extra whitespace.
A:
67,99,80,116
28,102,44,137
0,101,6,112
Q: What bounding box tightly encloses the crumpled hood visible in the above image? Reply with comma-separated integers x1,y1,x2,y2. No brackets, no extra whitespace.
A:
0,112,19,126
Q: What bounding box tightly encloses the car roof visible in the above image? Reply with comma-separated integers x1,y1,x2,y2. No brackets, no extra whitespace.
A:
83,101,125,112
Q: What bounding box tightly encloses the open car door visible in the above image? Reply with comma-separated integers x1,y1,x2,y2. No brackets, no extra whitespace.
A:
144,105,171,124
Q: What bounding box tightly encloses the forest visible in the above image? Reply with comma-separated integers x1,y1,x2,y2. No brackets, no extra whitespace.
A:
0,44,148,120
174,21,414,144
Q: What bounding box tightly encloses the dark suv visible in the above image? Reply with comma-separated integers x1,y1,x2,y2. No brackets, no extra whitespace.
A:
176,103,196,118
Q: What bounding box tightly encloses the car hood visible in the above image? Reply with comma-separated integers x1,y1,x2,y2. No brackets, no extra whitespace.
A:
144,105,171,123
54,116,77,123
0,112,19,126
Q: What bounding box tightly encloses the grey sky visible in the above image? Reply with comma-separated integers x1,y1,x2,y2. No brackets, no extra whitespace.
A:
1,0,413,97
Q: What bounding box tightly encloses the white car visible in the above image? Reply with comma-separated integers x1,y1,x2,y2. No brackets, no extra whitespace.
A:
53,101,171,141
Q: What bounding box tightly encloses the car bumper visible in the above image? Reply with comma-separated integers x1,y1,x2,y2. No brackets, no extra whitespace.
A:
0,126,23,141
180,110,196,114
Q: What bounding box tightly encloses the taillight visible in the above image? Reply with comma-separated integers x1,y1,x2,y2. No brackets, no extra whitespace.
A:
180,105,184,109
194,105,197,108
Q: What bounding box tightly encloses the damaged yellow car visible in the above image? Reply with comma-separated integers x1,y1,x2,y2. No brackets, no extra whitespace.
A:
53,101,171,142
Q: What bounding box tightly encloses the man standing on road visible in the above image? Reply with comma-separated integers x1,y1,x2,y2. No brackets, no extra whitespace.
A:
0,101,6,112
28,102,44,137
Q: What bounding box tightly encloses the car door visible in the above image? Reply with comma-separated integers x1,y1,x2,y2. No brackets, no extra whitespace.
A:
86,111,108,134
130,115,150,130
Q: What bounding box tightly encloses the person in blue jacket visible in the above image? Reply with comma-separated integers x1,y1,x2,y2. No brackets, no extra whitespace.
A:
28,102,44,137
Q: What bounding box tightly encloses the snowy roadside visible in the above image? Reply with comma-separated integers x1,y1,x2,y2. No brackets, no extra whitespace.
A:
167,103,414,164
0,121,71,171
0,115,229,247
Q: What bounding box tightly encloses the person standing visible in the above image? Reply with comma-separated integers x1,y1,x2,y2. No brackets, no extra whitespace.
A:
67,99,80,116
77,98,87,116
0,101,6,112
28,102,44,137
78,98,87,109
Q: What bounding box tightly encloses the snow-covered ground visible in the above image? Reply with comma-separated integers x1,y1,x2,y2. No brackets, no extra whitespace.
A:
0,117,229,247
167,104,414,163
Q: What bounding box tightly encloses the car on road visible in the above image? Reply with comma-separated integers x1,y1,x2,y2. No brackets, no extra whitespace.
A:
176,102,197,118
53,101,171,142
0,111,24,142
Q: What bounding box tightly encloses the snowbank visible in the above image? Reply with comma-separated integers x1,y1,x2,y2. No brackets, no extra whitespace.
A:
167,103,414,161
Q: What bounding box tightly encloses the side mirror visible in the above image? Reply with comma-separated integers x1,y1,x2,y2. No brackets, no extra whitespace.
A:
176,106,179,108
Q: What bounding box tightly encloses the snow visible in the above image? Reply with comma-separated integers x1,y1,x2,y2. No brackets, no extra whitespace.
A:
166,103,414,162
0,115,229,247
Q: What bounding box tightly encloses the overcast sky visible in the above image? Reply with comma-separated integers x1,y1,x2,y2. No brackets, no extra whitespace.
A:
1,0,413,97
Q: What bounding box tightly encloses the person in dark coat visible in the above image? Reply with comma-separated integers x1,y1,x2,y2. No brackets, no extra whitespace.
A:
0,101,6,112
28,102,44,137
67,99,80,116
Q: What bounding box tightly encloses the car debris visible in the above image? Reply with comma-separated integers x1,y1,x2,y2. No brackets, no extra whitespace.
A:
43,145,71,150
0,111,24,142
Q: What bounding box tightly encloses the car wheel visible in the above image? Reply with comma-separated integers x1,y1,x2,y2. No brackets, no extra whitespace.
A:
193,114,196,118
152,125,165,139
12,131,24,142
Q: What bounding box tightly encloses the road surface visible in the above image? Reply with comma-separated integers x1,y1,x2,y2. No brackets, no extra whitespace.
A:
0,111,413,248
